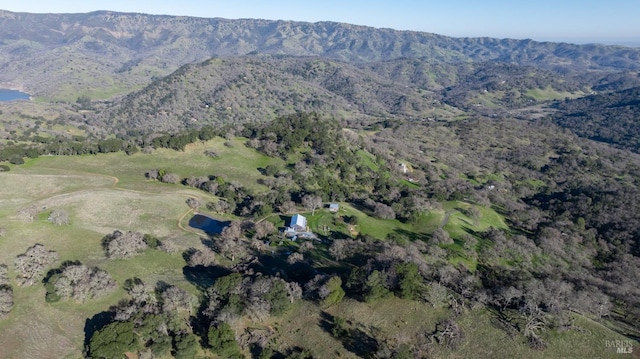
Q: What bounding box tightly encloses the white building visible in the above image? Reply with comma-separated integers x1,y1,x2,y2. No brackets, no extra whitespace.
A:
290,214,307,231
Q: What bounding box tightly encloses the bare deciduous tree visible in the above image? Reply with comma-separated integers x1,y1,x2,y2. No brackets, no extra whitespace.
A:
373,202,396,219
48,209,70,226
124,278,157,307
16,205,39,222
14,244,59,286
51,263,116,303
298,241,315,253
161,285,197,316
433,319,464,349
158,239,178,254
432,228,453,245
216,221,251,262
160,173,180,184
246,297,271,323
302,195,323,216
287,252,304,265
186,197,201,210
102,230,148,259
0,264,8,286
253,221,276,240
279,200,297,214
145,169,159,180
185,247,217,267
286,281,303,303
0,285,13,319
204,149,218,157
183,176,209,188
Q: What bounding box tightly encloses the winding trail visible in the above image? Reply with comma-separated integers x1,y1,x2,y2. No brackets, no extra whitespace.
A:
439,210,456,229
23,167,208,235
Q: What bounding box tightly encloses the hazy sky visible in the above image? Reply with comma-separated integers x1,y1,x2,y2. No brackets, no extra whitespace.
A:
1,0,638,45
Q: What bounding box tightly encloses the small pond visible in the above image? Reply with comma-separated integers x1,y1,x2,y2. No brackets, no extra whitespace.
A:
0,89,30,102
189,214,230,235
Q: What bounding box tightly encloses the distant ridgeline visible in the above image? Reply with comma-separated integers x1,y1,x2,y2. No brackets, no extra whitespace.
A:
1,10,640,100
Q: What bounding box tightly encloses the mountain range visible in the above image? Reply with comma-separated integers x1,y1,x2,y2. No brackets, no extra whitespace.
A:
1,10,640,101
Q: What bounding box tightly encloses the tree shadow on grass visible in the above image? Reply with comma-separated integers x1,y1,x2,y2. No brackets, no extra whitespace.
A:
318,311,379,358
182,265,232,291
83,310,115,348
393,228,430,242
249,252,318,283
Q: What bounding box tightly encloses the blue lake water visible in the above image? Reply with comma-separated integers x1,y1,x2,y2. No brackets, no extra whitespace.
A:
0,89,30,102
189,214,230,235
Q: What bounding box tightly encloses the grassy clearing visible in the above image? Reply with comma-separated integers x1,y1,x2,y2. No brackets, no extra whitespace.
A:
412,211,445,234
429,309,638,359
340,203,413,239
24,137,281,193
525,87,584,102
356,149,379,171
442,201,507,238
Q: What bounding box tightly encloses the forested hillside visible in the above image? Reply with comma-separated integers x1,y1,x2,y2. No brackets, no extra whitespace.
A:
86,55,598,134
553,86,640,152
100,56,458,133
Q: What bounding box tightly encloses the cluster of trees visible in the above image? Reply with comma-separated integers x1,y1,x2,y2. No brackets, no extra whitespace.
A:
240,113,431,221
48,209,70,226
0,135,142,165
7,106,639,354
203,273,301,324
86,269,304,358
0,120,224,165
44,262,115,303
0,244,60,320
443,62,585,110
87,279,199,359
87,110,640,354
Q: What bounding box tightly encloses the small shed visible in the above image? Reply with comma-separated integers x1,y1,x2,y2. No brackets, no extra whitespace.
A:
329,203,340,213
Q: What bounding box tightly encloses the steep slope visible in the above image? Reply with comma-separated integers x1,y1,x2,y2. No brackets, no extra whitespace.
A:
1,10,640,99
